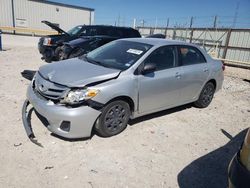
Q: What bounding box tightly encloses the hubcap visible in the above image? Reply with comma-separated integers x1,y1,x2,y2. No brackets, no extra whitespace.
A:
58,51,64,60
104,105,127,133
202,85,214,105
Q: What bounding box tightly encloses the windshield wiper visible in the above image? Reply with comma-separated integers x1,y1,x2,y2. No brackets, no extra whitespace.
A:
81,55,120,70
81,55,104,66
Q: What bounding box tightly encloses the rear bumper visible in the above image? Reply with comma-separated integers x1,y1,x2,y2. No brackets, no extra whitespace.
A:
22,85,101,139
228,151,250,188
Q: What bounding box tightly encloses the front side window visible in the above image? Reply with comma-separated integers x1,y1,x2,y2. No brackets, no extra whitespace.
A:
144,46,176,71
84,40,152,70
178,46,206,66
67,26,83,36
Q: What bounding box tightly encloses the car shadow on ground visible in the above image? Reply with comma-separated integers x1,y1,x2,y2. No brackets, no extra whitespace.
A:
129,103,193,125
177,128,248,188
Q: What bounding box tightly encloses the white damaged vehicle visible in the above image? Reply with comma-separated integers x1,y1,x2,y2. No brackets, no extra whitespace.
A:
22,38,224,140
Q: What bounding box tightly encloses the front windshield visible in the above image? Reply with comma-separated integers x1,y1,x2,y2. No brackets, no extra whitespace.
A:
67,25,83,36
85,40,152,70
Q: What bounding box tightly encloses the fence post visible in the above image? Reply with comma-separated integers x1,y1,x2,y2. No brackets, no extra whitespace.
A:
213,16,218,28
189,16,193,28
223,29,232,59
189,28,194,43
173,28,176,40
0,30,2,51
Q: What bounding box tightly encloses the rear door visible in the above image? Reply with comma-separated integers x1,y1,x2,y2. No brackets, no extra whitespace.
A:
177,45,209,102
137,45,183,113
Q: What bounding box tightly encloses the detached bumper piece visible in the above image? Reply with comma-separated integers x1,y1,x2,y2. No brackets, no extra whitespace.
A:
228,151,250,188
22,99,35,139
21,70,36,81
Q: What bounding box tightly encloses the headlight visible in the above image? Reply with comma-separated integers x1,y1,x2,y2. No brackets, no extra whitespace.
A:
62,89,99,104
43,38,52,46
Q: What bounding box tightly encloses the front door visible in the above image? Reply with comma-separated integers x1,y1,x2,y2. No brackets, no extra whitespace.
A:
138,45,183,114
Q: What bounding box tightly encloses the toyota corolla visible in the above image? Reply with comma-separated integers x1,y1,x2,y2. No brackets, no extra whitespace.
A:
22,38,224,139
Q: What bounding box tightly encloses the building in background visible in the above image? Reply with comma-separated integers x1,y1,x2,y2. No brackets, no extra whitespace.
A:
0,0,94,33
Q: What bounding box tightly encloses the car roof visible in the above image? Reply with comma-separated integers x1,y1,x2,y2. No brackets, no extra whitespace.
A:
82,25,137,30
120,38,199,47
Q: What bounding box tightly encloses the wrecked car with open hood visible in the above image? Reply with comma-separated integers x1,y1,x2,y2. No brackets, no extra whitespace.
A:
22,38,224,140
38,20,86,62
39,21,141,62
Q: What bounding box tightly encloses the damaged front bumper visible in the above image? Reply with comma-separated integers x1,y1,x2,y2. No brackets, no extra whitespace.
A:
22,85,101,139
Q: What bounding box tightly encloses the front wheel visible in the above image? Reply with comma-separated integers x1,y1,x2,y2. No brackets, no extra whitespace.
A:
95,100,131,137
55,47,64,61
194,82,215,108
69,48,85,59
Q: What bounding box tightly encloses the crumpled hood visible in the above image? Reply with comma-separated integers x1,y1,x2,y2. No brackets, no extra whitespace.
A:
38,58,120,87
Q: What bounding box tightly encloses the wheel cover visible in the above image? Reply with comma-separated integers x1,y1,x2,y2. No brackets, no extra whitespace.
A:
201,84,214,105
58,50,64,60
104,104,127,133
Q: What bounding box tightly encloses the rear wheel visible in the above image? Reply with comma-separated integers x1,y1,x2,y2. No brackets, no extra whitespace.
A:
95,100,131,137
194,82,215,108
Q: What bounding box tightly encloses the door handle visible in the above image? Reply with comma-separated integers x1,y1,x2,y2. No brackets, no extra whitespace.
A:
203,68,209,72
175,72,181,79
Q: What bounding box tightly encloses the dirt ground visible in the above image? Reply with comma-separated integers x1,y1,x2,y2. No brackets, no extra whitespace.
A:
0,34,249,188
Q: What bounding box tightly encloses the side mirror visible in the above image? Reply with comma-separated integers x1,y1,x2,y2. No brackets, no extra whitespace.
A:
141,63,156,75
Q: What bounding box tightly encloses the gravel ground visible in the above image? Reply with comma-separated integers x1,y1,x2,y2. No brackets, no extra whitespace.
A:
0,34,249,188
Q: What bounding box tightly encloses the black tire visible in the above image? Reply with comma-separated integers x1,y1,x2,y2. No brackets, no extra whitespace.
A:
43,49,53,63
69,48,85,59
55,47,64,61
95,100,131,137
194,82,215,108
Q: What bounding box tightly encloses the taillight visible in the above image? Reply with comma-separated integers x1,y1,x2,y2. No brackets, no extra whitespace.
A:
222,64,225,71
221,60,225,71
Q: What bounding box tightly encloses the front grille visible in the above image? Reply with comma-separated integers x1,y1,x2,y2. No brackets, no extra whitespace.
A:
33,72,69,101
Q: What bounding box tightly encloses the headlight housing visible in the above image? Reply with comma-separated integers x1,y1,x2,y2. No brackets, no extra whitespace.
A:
43,38,52,46
62,89,99,104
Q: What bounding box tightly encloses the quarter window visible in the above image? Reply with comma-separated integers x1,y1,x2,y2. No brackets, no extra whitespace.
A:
144,46,175,71
179,46,206,66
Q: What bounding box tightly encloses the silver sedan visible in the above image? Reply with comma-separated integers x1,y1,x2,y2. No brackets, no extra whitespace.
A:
22,38,224,139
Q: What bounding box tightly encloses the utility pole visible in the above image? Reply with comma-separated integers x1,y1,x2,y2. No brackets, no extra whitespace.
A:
117,14,120,26
232,2,240,28
133,18,136,29
189,16,193,28
141,20,145,27
166,18,169,28
213,15,218,28
165,18,169,37
154,17,158,30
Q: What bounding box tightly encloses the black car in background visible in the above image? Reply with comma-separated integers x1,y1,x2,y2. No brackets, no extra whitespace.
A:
38,22,141,62
59,25,141,60
38,21,87,62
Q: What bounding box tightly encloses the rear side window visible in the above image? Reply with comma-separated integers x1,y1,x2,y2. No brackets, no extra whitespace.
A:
144,46,176,71
109,29,123,38
126,29,141,38
178,46,206,66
